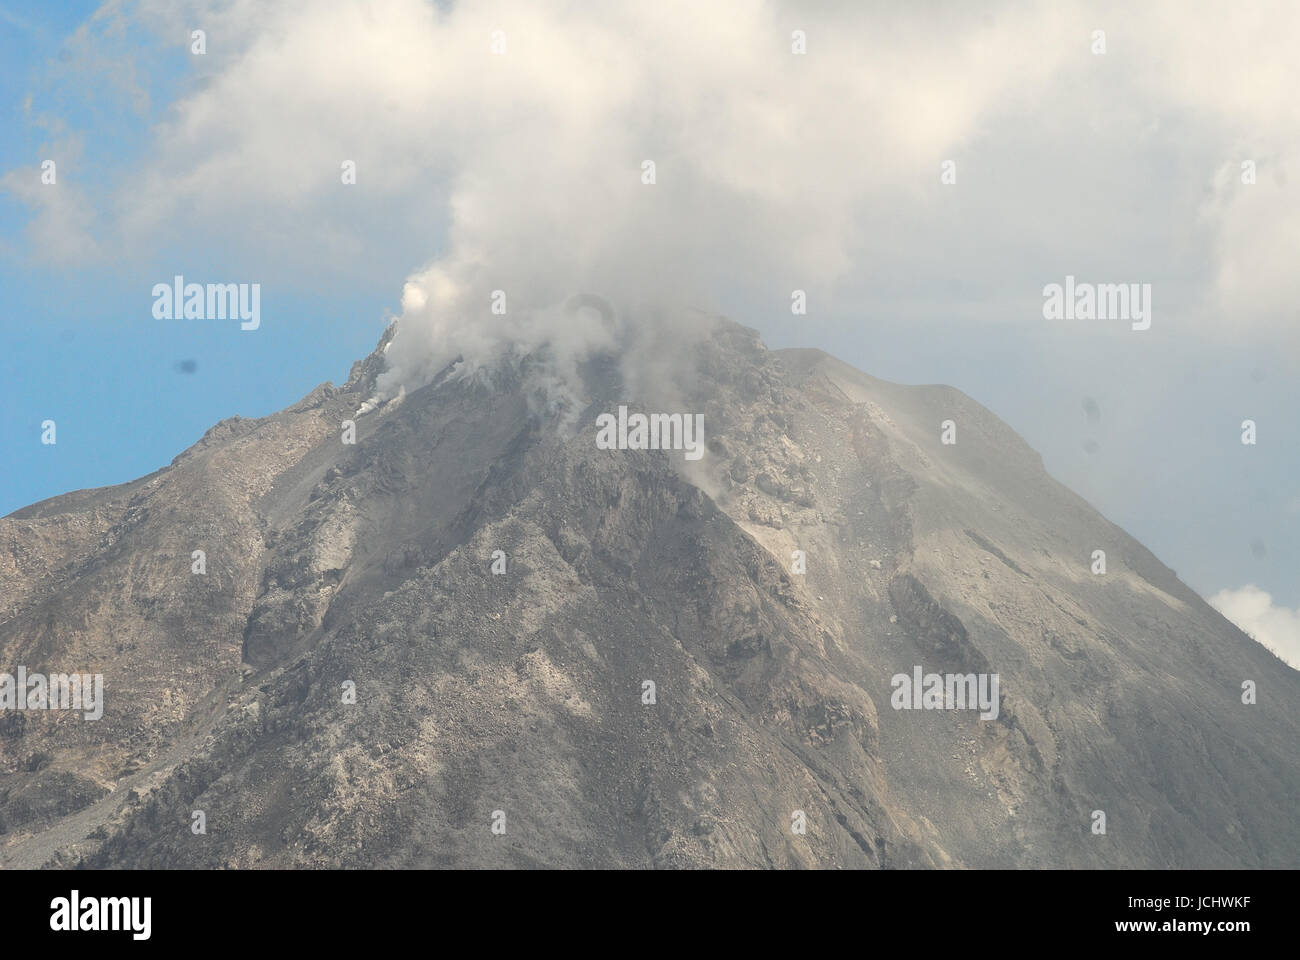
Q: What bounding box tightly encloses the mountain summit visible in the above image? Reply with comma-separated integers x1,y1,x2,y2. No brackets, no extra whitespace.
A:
2,317,1296,868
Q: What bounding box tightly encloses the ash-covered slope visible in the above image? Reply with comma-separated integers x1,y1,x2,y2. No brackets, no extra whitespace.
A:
2,318,1296,868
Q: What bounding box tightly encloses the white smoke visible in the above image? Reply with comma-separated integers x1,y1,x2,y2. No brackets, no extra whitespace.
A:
12,0,1078,397
7,0,1299,396
328,0,1075,409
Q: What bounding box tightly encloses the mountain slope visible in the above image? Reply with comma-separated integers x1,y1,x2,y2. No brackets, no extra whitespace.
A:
2,318,1296,868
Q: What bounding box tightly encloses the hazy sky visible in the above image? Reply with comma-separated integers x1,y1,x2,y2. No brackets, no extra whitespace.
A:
2,0,1297,665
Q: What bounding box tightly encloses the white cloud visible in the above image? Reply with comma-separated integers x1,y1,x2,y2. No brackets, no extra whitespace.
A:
4,0,1300,389
1209,585,1300,669
0,5,35,33
0,134,100,264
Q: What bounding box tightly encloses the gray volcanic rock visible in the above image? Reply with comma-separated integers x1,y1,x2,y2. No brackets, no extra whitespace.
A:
1,317,1296,868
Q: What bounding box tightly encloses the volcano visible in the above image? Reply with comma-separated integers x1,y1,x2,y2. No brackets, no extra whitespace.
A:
2,316,1296,868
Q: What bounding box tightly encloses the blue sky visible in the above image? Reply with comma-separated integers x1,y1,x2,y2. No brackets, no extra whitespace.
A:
0,1,386,510
2,1,1298,664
